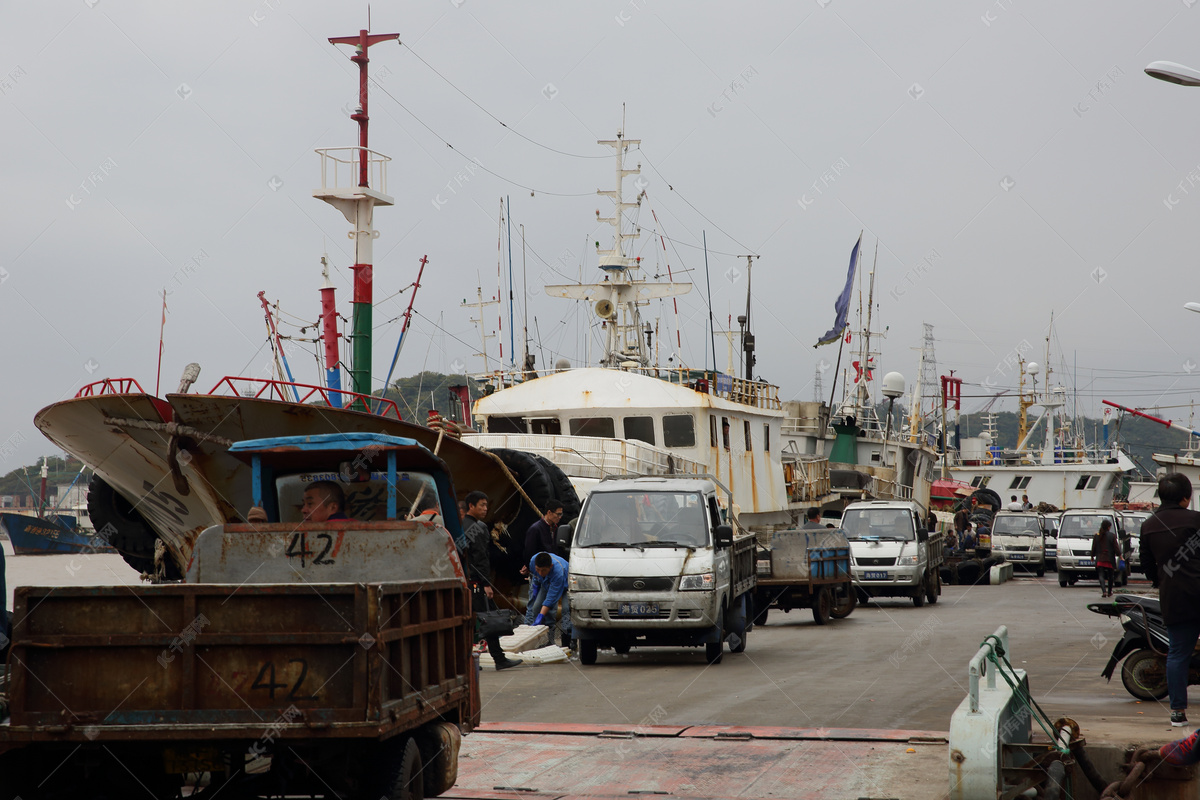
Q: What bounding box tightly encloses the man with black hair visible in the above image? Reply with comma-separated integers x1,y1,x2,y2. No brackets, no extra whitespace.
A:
801,507,824,530
302,480,349,522
462,491,522,670
526,550,572,648
523,503,564,569
1141,472,1200,726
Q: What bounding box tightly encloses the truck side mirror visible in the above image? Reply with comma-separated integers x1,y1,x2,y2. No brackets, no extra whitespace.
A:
714,525,733,548
916,527,929,543
556,524,574,552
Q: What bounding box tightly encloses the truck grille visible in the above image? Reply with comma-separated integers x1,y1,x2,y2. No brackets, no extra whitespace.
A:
856,557,895,567
606,577,675,592
1006,545,1030,552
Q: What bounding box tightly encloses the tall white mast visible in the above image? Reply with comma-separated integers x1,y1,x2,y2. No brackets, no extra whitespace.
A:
545,131,691,368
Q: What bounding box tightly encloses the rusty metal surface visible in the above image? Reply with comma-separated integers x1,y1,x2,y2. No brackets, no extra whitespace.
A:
2,580,475,743
186,520,468,585
450,726,950,799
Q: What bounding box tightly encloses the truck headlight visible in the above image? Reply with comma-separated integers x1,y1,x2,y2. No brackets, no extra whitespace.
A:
680,573,714,590
569,574,600,591
896,555,918,566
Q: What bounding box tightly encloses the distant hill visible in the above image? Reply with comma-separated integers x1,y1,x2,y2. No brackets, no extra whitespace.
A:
0,456,89,499
373,371,486,424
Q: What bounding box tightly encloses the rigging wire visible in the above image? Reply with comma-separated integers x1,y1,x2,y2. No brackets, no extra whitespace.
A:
399,43,609,160
371,82,595,198
638,148,758,256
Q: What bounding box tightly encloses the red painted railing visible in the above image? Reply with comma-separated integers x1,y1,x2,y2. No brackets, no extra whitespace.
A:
207,377,402,419
75,378,148,397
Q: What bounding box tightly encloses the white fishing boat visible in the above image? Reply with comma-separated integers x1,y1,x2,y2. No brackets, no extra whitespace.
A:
462,135,939,532
949,356,1133,509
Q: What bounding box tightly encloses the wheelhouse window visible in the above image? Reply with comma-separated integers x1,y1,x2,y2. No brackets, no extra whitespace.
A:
487,416,526,434
530,417,561,435
710,415,718,447
744,420,753,451
763,423,771,452
1008,476,1031,490
569,417,616,438
623,416,655,446
1087,475,1100,489
663,414,696,448
721,417,730,450
970,476,991,488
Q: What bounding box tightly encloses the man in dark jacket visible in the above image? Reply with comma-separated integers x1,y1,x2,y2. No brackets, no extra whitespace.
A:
1140,473,1200,726
522,503,564,567
462,491,522,670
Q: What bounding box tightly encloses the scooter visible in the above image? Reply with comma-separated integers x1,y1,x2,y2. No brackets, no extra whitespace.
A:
1088,594,1200,701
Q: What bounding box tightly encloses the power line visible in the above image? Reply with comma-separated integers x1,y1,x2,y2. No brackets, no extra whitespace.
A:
399,43,609,161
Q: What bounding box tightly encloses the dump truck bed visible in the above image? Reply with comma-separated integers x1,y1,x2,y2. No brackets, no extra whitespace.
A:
0,579,476,749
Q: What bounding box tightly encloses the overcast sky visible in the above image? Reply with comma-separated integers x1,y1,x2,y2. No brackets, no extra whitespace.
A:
5,1,1200,468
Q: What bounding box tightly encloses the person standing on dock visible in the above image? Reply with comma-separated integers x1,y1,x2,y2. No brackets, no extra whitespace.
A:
462,491,523,670
522,503,564,569
801,507,824,530
1140,473,1200,727
1091,519,1119,598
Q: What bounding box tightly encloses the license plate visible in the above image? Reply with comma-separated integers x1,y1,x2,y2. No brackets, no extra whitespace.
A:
1078,559,1095,567
1008,554,1026,560
863,571,889,580
618,602,659,616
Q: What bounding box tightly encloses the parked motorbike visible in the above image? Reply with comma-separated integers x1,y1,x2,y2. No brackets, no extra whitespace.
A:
1088,594,1200,701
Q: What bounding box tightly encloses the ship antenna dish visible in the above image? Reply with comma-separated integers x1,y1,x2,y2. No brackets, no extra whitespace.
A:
554,358,571,371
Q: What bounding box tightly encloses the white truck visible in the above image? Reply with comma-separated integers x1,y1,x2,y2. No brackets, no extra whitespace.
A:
564,476,756,665
990,510,1050,577
843,500,944,607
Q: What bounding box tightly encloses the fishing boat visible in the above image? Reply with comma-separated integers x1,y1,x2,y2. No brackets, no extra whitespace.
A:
0,512,114,556
33,29,539,578
460,136,940,534
946,349,1133,509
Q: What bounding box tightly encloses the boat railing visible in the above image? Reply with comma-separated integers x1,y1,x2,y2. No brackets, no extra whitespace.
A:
478,366,782,411
782,456,831,502
463,433,707,480
315,147,391,196
206,377,402,419
75,378,148,397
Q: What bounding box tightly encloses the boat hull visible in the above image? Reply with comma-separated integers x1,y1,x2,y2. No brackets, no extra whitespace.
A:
0,512,115,555
34,392,527,571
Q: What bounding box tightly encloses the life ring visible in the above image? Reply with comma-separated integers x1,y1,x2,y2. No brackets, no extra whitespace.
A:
982,450,995,465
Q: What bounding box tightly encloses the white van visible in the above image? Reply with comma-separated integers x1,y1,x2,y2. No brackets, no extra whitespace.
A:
990,511,1049,577
842,500,944,607
1056,509,1129,588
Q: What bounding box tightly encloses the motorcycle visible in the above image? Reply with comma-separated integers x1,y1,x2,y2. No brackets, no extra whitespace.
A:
1088,594,1200,701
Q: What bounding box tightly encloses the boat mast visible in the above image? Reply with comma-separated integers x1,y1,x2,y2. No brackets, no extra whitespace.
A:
319,29,399,409
319,256,342,408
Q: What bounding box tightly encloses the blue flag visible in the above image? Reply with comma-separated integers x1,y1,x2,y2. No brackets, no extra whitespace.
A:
815,233,861,347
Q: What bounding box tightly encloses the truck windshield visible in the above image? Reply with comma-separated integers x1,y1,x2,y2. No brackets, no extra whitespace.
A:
1058,515,1110,539
575,491,709,548
992,516,1041,537
840,508,914,541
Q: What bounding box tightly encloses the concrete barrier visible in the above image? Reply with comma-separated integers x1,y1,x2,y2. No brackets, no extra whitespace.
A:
990,562,1013,585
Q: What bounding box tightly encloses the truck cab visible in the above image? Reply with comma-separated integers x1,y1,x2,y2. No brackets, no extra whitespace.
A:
566,476,756,665
990,511,1049,577
1056,508,1129,588
843,500,943,607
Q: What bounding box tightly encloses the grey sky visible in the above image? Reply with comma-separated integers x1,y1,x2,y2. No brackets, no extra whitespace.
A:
4,1,1200,467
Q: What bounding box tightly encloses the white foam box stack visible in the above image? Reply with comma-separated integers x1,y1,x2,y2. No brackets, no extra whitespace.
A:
499,624,549,653
480,644,569,667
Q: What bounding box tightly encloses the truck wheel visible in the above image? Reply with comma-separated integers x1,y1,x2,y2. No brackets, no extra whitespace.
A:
912,576,927,607
371,736,425,800
1036,564,1045,578
614,643,631,655
925,570,940,605
1121,649,1169,701
752,590,771,626
830,581,856,619
811,586,832,625
705,640,724,664
579,639,598,665
730,596,748,653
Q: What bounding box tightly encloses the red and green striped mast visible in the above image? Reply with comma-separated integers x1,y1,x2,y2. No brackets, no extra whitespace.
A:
318,29,398,410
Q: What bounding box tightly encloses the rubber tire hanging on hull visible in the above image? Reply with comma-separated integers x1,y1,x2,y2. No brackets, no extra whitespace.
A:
489,448,582,577
87,474,182,579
